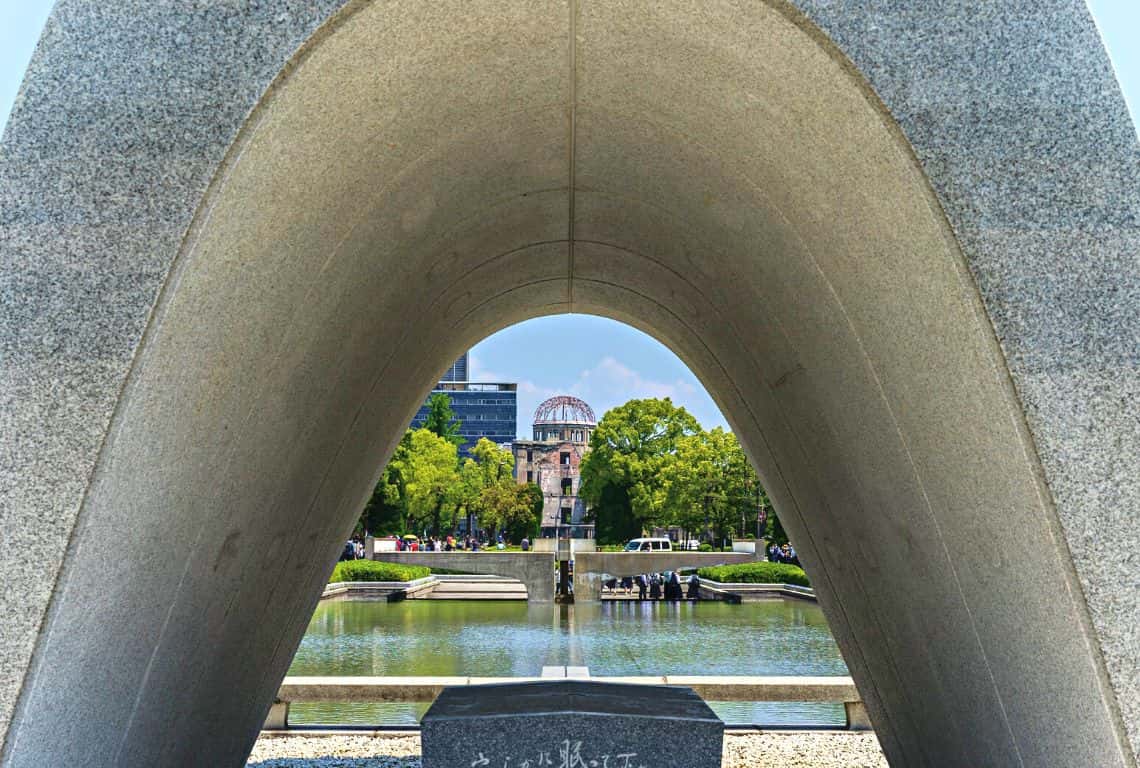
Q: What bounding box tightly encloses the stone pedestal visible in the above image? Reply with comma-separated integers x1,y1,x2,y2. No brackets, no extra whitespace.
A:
421,680,723,768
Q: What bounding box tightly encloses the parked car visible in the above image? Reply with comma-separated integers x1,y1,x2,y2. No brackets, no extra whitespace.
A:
623,537,672,552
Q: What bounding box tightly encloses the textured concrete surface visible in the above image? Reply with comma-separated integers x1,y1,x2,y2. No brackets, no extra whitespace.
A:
1,1,1137,767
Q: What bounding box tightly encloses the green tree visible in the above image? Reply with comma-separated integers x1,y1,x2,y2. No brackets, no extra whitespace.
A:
469,437,514,484
450,457,484,534
579,398,700,544
400,428,459,535
422,392,464,448
588,483,640,544
765,496,789,547
356,431,530,540
358,430,413,535
508,480,542,542
356,474,404,537
659,428,768,548
479,481,542,542
519,482,544,540
461,438,515,533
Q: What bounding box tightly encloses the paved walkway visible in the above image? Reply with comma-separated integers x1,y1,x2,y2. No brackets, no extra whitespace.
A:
246,732,887,767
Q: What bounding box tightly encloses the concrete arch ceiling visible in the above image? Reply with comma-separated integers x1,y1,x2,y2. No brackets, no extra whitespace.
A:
1,1,1137,766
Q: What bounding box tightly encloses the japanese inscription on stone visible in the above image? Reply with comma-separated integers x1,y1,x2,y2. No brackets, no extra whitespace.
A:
470,740,646,768
422,680,723,768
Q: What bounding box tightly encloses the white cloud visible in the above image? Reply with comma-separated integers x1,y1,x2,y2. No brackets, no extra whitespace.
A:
466,352,501,383
571,356,695,402
469,351,725,436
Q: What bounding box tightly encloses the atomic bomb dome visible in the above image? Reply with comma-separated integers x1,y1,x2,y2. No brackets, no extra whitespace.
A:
4,1,1138,764
532,395,596,443
512,395,598,537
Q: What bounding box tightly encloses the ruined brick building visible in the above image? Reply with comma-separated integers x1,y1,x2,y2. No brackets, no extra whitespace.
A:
513,395,596,538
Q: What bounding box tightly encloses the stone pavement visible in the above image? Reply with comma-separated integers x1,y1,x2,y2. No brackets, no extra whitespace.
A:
246,732,888,768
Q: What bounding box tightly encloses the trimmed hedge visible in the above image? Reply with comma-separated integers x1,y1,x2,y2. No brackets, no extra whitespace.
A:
696,562,810,587
329,560,430,583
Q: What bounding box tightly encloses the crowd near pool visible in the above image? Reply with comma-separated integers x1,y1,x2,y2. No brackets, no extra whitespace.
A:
288,598,849,727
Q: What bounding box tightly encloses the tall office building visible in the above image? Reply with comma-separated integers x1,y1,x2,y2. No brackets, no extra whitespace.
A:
439,351,468,383
411,352,516,458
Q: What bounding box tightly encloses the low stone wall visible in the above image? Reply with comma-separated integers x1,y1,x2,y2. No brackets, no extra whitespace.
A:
264,674,869,732
320,577,436,601
372,552,555,602
697,580,816,603
319,576,812,604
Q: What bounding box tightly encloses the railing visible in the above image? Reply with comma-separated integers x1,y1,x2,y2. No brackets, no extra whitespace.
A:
264,674,869,731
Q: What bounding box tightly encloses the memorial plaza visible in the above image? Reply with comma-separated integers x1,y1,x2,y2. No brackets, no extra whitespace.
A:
1,1,1137,766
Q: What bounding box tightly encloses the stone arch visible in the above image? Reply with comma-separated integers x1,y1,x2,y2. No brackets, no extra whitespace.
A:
1,2,1136,766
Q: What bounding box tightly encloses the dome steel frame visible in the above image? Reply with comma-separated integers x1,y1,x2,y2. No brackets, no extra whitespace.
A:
533,395,597,426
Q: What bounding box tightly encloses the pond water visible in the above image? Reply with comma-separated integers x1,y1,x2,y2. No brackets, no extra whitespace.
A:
288,598,849,727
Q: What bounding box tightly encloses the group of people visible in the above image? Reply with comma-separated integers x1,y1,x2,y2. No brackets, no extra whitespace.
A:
339,538,365,561
349,531,529,555
396,535,482,552
767,542,799,565
603,572,701,600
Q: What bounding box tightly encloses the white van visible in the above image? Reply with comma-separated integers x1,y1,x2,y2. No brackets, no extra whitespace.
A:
623,537,672,552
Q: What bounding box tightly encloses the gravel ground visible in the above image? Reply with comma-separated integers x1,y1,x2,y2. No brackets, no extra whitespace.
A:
247,732,887,767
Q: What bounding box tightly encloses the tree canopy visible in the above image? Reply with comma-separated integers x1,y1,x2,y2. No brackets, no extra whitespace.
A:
400,428,460,536
658,427,763,546
356,431,540,541
581,398,776,546
356,395,780,549
422,392,464,447
578,398,700,541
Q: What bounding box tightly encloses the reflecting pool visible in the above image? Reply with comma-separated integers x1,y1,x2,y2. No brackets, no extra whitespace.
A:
288,599,849,726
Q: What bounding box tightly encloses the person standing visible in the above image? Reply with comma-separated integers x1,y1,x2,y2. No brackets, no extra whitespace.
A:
636,573,648,600
649,573,662,599
687,572,700,600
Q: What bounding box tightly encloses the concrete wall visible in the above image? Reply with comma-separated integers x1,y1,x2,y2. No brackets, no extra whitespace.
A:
372,552,556,602
573,552,757,577
1,2,1137,766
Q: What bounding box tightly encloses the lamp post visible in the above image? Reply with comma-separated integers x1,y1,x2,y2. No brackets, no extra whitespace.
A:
757,486,766,541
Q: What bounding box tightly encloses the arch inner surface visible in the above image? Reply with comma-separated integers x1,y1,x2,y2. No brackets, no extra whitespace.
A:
3,2,1132,767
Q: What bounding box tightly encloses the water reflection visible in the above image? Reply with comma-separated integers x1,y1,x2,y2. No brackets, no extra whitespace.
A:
288,599,848,726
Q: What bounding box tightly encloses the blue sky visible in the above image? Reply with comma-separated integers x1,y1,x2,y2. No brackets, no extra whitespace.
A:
3,2,1137,437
